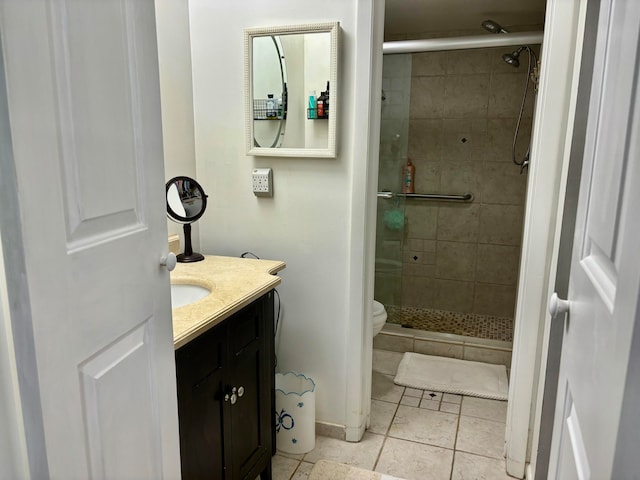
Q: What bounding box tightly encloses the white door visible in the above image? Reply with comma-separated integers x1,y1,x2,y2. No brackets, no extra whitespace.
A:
547,0,640,478
1,1,181,478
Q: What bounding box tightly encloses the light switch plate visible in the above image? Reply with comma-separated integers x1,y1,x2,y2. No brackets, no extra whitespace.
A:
252,168,273,197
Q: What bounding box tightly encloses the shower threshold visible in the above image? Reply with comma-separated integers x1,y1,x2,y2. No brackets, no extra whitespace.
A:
386,305,513,342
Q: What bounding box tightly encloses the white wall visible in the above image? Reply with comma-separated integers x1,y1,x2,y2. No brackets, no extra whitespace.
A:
188,0,377,430
154,0,199,249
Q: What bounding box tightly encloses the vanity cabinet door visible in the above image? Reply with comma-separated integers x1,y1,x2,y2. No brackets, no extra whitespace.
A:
226,292,274,480
176,324,226,480
175,291,275,480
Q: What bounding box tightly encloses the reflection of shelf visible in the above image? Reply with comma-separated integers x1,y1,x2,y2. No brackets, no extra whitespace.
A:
307,107,329,120
253,99,286,120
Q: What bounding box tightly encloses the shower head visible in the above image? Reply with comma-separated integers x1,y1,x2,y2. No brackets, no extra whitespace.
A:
481,20,509,34
502,46,525,67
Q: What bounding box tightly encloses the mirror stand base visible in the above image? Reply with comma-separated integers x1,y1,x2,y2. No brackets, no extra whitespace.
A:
177,252,205,263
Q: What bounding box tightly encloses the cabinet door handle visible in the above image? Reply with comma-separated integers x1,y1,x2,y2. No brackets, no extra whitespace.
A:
237,386,245,398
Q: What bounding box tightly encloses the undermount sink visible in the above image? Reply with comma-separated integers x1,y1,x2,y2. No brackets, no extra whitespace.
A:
171,283,211,308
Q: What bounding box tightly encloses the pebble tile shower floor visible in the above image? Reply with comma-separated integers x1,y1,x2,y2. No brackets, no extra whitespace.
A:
386,305,514,342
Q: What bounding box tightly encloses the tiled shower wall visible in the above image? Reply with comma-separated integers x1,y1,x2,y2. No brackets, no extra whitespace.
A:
377,47,535,318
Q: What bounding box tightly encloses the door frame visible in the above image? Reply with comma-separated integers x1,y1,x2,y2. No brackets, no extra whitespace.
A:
505,0,590,478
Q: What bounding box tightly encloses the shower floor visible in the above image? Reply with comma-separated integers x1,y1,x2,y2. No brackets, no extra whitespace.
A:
386,305,513,342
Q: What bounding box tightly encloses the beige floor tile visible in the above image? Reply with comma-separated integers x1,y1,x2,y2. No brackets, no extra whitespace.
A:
291,461,314,480
452,451,512,480
456,416,506,459
440,402,461,414
400,395,420,407
272,454,301,480
373,350,404,375
375,437,454,480
404,387,423,398
442,393,462,404
278,450,305,460
388,405,458,448
461,396,508,423
302,433,385,470
368,400,397,435
419,398,440,410
372,372,405,404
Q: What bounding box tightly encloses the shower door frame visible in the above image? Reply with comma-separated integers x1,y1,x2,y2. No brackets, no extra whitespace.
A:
378,1,589,476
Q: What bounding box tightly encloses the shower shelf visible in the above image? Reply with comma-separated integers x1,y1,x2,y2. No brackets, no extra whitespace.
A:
378,191,474,202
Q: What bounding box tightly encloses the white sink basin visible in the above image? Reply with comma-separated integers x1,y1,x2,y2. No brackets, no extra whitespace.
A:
171,283,211,308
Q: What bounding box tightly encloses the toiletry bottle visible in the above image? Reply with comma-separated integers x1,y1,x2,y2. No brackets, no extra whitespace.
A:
266,94,276,119
401,158,415,193
308,90,317,119
277,97,283,118
324,81,330,117
317,91,325,118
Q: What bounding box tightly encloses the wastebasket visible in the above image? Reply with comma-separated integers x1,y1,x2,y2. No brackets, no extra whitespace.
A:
275,372,316,454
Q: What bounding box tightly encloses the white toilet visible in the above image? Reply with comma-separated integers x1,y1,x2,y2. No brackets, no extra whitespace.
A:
372,300,387,337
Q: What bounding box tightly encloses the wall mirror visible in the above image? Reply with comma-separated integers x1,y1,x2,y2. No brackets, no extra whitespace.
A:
244,22,339,158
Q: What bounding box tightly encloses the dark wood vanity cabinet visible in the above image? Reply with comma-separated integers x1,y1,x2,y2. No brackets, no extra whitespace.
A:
176,291,275,480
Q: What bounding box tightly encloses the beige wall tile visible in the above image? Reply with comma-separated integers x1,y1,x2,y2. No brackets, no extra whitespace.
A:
478,204,524,245
488,117,533,163
402,263,436,278
405,203,438,239
463,346,512,367
476,244,520,285
433,279,474,312
480,162,528,205
401,275,437,308
441,131,473,162
473,283,517,317
414,339,464,359
436,204,480,243
408,119,443,161
412,51,447,76
436,241,478,281
444,75,490,117
373,333,414,353
446,49,492,75
410,76,445,118
488,73,535,118
413,160,441,193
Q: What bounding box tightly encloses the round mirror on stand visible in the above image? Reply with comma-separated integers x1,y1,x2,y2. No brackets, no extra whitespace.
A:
166,176,207,263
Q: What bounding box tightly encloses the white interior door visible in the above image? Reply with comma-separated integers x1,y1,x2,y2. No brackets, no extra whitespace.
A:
1,1,180,478
547,0,640,478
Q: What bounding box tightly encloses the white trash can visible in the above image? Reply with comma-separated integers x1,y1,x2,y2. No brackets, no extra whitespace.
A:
275,372,316,454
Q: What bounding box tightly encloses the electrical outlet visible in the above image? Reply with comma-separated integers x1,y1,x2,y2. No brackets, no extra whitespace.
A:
252,168,273,197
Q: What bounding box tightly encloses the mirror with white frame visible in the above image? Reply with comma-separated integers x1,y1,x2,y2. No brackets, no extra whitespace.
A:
244,22,339,158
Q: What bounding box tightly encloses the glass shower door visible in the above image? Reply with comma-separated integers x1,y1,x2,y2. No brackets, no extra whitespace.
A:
374,54,412,313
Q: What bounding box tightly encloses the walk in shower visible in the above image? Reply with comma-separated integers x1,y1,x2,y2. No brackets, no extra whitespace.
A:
375,31,540,343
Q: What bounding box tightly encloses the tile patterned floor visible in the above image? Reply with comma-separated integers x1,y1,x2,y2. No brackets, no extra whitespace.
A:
386,305,514,342
268,350,515,480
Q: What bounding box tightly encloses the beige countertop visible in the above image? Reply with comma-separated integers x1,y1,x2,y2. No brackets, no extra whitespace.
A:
171,255,285,349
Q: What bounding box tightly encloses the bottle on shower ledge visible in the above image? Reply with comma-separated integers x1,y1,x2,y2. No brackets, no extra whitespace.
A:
401,158,415,194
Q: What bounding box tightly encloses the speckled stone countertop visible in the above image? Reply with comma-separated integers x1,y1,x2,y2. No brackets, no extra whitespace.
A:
171,255,285,349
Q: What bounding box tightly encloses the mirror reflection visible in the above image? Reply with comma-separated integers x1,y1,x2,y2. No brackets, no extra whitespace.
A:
166,176,207,263
245,22,338,158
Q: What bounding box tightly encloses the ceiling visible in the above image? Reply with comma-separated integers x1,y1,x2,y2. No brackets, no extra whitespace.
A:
384,0,546,38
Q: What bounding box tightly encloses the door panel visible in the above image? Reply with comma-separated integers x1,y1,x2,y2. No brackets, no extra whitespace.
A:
0,0,180,477
548,0,640,478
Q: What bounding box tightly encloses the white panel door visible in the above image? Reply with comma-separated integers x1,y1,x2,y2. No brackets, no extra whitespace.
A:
1,1,180,478
548,0,640,478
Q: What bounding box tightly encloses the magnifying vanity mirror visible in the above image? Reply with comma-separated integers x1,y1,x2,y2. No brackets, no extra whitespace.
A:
245,22,339,158
166,176,207,263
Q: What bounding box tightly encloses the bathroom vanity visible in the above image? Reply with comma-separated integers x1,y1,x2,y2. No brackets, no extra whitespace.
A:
171,256,285,480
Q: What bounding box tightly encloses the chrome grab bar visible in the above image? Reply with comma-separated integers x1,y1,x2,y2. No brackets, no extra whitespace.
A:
377,191,474,202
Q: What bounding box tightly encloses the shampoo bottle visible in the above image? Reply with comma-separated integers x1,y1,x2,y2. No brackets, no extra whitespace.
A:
401,158,415,194
308,90,317,119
